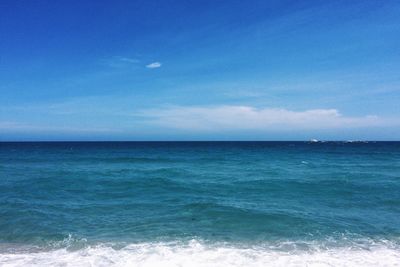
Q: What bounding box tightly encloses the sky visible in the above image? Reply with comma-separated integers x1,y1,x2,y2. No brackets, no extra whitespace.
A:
0,0,399,141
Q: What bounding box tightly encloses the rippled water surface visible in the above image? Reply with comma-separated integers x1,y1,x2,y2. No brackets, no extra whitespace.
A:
1,141,399,266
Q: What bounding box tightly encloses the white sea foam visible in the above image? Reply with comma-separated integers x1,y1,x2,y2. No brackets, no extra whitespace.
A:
1,240,400,267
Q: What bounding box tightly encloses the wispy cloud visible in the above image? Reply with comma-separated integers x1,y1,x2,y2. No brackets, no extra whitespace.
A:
104,56,139,68
146,62,162,69
138,105,397,131
117,57,139,63
0,121,120,133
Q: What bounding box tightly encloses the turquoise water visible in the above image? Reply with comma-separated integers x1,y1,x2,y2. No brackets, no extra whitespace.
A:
1,142,400,266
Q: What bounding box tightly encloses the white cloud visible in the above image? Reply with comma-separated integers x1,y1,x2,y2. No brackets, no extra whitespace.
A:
146,62,162,69
138,105,395,131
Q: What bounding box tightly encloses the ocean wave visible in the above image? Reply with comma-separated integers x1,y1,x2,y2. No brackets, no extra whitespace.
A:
1,239,399,267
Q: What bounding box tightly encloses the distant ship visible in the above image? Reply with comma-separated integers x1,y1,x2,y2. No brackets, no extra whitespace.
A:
309,139,319,143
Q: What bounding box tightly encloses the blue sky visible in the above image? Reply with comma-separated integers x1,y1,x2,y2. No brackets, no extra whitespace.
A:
1,0,399,140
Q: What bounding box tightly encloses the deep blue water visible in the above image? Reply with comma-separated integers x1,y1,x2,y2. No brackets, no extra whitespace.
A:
1,142,400,265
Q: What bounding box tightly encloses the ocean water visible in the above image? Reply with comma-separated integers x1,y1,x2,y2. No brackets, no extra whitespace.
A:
0,141,399,266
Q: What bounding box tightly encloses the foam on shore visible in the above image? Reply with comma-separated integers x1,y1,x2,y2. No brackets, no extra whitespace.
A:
1,240,399,267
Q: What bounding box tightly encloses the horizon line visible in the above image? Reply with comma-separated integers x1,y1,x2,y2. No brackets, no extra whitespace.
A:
1,140,398,143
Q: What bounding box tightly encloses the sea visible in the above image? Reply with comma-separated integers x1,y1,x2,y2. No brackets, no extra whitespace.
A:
0,141,399,266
